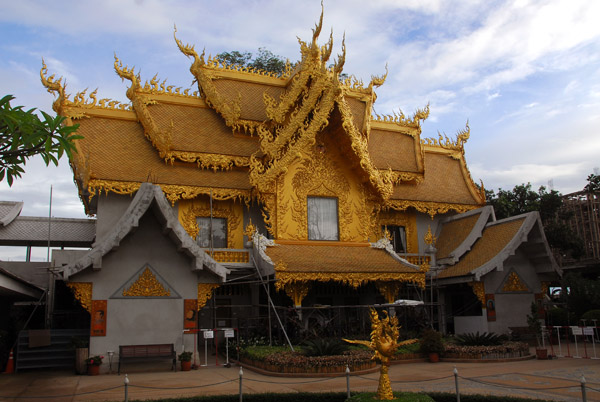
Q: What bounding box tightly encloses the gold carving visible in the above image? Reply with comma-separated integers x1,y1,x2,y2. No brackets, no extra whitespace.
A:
275,271,425,290
378,211,415,253
422,122,469,152
385,199,479,219
501,271,529,292
244,219,256,241
198,283,220,310
88,179,140,200
180,200,241,248
372,103,430,129
375,282,403,304
123,267,171,297
344,309,418,400
205,250,249,263
468,281,485,306
424,225,436,246
280,281,311,308
66,282,93,314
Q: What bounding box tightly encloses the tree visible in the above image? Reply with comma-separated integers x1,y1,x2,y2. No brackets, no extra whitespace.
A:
0,95,81,186
216,48,288,75
486,183,583,258
584,173,600,193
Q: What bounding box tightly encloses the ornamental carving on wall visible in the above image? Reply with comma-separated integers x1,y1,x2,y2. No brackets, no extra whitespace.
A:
123,267,171,297
290,149,353,241
501,271,529,293
66,282,93,314
180,201,241,248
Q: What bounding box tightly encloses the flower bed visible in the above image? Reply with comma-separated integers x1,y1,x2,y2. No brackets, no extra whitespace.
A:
443,341,530,359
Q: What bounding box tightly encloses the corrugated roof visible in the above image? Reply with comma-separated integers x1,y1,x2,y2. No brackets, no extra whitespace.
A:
0,217,96,247
146,103,259,156
437,218,525,279
391,151,480,205
368,129,419,172
266,243,418,273
74,117,252,189
436,212,482,259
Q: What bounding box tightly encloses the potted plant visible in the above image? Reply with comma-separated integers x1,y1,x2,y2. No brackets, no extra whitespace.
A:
85,355,103,375
420,328,444,362
178,351,193,371
70,336,89,375
527,301,548,359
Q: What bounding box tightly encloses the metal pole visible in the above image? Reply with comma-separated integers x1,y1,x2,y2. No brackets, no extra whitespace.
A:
346,365,351,399
239,366,244,402
124,374,129,402
45,185,53,328
210,189,214,258
454,366,460,402
581,375,587,402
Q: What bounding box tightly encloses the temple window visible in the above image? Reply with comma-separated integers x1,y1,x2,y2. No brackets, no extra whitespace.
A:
382,225,406,253
307,197,339,241
196,217,227,248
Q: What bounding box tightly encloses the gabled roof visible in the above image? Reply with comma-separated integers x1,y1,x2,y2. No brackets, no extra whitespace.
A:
436,211,560,282
436,206,494,264
60,183,228,281
0,214,95,248
0,201,23,226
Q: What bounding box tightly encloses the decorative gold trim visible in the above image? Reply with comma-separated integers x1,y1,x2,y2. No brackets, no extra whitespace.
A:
375,282,403,304
205,250,249,263
424,225,436,246
123,267,171,297
66,282,93,314
501,271,529,292
378,211,415,253
468,281,485,306
275,271,425,289
372,103,430,129
385,199,479,219
180,200,241,248
198,283,220,310
281,281,311,308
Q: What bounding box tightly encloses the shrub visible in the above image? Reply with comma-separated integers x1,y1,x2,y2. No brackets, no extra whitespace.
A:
453,331,504,346
546,307,571,326
419,328,444,355
301,338,348,356
396,341,421,355
178,351,193,362
581,309,600,323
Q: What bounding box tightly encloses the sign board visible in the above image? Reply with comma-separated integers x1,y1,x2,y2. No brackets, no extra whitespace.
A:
203,330,214,339
224,329,235,338
584,327,595,336
571,326,583,336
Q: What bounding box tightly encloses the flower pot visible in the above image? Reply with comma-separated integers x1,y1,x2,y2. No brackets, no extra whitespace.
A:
428,352,440,363
536,348,548,360
181,360,192,371
87,364,100,376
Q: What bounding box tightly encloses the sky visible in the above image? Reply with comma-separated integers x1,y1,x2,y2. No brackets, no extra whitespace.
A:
1,0,599,222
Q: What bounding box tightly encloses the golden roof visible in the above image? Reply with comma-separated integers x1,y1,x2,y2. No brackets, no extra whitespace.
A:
437,218,525,279
436,212,482,259
368,128,421,173
267,242,418,274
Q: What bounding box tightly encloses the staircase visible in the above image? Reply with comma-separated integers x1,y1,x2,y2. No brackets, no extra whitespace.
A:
16,329,88,371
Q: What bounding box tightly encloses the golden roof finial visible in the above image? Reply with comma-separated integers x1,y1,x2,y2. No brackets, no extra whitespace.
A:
40,58,67,114
244,219,256,240
424,225,436,246
369,63,388,88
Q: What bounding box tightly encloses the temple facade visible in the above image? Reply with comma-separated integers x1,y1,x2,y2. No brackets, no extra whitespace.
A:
34,12,559,366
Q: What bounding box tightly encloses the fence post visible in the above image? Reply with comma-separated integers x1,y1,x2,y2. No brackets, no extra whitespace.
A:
239,366,244,402
346,364,351,399
124,374,129,402
581,375,587,402
453,366,460,402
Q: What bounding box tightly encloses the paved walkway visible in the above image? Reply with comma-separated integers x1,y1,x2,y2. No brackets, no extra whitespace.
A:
1,356,600,401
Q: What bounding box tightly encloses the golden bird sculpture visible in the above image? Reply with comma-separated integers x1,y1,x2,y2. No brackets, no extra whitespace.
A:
344,308,418,400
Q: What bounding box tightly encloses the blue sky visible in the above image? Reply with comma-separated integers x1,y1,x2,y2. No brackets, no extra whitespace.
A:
1,0,599,225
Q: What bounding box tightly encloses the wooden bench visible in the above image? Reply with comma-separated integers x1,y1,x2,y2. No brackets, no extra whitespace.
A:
118,344,176,374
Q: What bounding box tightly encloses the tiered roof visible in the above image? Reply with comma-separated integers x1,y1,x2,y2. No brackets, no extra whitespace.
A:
40,11,485,216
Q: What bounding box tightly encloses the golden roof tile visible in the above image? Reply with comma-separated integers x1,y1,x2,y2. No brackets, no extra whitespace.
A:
391,151,481,205
436,212,482,259
212,79,285,122
437,218,525,279
369,128,420,172
266,242,417,273
74,117,252,189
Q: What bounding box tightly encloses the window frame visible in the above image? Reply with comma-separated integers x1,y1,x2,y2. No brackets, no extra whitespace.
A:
196,216,228,248
307,196,340,241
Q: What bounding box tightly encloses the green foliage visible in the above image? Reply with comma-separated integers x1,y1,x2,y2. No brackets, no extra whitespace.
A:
562,273,600,317
178,351,193,361
85,355,103,365
130,392,350,402
485,182,583,257
396,341,421,355
453,332,504,346
581,309,600,322
301,338,349,356
584,173,600,192
240,345,289,360
216,48,288,75
0,94,82,186
419,328,444,354
546,307,572,326
347,392,434,401
427,393,553,402
526,302,542,347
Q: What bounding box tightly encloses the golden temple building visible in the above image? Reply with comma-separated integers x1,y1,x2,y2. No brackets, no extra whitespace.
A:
25,10,560,365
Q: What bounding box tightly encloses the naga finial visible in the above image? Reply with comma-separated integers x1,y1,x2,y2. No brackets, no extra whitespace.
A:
333,33,346,75
40,58,67,114
369,63,388,88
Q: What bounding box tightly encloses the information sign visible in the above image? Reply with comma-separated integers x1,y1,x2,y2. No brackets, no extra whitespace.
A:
224,329,235,338
204,330,214,339
571,326,583,336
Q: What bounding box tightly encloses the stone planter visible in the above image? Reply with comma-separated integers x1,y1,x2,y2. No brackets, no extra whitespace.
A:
75,348,89,375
